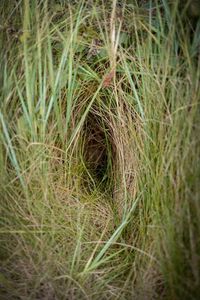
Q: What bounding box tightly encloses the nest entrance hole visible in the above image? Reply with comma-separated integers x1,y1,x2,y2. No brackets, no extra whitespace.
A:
83,112,114,190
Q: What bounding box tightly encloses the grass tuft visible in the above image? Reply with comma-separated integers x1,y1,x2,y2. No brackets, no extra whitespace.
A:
0,1,200,299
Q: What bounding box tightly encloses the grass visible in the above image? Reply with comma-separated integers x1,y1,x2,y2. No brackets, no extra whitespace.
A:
0,0,200,299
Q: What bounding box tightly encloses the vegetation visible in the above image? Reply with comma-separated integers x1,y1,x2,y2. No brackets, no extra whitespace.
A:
0,0,200,299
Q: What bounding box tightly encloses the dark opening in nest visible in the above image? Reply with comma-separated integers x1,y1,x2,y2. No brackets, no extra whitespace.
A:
83,112,114,190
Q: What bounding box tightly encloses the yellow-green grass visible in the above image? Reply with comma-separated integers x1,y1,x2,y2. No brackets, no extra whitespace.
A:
0,1,200,299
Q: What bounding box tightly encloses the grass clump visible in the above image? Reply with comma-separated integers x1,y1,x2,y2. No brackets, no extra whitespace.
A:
0,0,200,299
